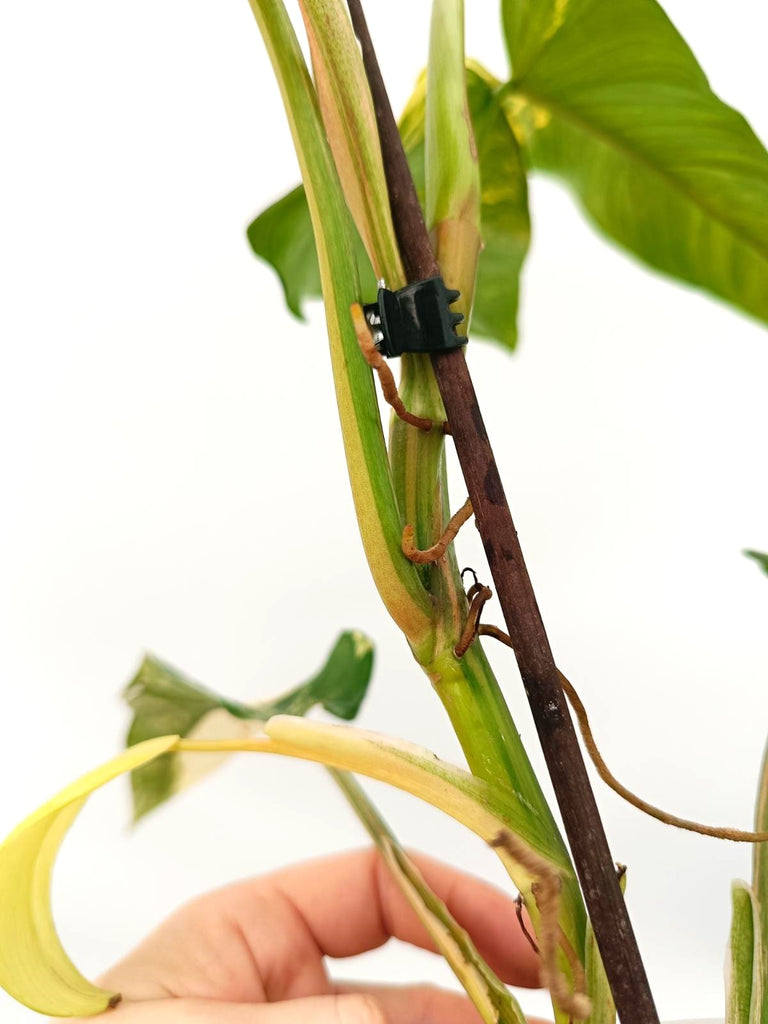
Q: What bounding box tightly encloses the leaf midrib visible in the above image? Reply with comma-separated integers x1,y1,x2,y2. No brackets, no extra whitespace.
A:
507,83,768,266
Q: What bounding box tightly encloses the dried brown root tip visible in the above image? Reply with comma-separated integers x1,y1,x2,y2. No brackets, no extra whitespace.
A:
108,994,123,1010
401,498,474,566
514,894,540,955
454,583,494,659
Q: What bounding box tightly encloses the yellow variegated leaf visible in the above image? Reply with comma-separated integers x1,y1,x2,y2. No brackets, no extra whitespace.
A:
0,721,572,1017
181,716,570,879
0,736,177,1017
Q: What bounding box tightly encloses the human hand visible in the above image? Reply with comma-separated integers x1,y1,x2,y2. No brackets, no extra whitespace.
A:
75,848,543,1022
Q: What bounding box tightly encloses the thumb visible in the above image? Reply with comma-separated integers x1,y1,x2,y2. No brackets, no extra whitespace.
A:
69,994,387,1023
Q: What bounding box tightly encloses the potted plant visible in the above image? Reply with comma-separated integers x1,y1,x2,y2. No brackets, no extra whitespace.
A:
0,0,766,1021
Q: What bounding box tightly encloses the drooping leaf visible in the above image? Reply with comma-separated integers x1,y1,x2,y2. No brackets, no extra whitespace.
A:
332,769,527,1024
248,62,530,350
726,881,762,1024
125,631,374,821
501,0,768,327
1,722,572,1017
745,550,768,578
0,737,176,1017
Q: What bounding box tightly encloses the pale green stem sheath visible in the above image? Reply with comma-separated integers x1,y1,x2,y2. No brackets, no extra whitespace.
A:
752,740,768,1019
299,0,404,286
425,0,481,321
727,881,762,1024
246,0,434,658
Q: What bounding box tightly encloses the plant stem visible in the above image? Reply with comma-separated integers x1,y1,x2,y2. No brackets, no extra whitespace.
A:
345,2,659,1019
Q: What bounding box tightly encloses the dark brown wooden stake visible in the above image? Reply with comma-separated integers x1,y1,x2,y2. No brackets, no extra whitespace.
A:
345,3,660,1020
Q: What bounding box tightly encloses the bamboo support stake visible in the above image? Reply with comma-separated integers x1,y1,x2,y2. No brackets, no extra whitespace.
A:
344,2,660,1019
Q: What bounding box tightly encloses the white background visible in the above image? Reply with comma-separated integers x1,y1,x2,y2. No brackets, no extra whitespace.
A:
1,1,767,1020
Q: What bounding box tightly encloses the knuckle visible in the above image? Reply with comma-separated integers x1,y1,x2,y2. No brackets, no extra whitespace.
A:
335,993,386,1024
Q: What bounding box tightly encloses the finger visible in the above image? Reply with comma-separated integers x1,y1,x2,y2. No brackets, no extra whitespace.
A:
334,981,550,1024
101,848,540,1004
253,848,539,986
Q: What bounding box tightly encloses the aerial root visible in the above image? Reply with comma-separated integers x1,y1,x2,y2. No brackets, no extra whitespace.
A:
473,616,768,844
351,303,449,432
401,498,473,565
490,831,590,1020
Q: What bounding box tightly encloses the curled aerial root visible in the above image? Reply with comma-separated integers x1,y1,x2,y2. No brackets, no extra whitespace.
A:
401,498,473,565
478,624,768,844
351,304,435,432
454,581,492,657
556,670,768,843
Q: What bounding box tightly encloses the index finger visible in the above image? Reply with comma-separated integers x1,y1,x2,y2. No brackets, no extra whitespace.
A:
225,848,539,988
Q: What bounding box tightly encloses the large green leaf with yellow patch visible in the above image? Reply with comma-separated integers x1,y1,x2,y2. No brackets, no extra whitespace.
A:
501,0,768,326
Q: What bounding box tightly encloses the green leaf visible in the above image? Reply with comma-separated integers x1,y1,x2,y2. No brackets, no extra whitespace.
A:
332,769,527,1024
246,186,322,319
726,881,762,1024
124,631,374,821
248,62,530,350
745,550,768,578
247,187,377,319
501,0,768,327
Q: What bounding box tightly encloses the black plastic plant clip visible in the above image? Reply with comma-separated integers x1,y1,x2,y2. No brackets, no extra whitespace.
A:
362,276,466,358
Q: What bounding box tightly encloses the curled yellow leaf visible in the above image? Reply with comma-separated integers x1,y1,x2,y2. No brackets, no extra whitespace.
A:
0,736,178,1017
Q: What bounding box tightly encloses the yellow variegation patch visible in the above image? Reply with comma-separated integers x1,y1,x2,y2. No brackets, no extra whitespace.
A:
0,736,177,1017
0,721,573,1017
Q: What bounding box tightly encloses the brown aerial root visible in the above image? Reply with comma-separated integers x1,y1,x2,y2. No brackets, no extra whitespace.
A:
555,669,768,844
490,831,591,1021
474,615,768,844
350,303,450,433
401,498,473,565
454,580,493,657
